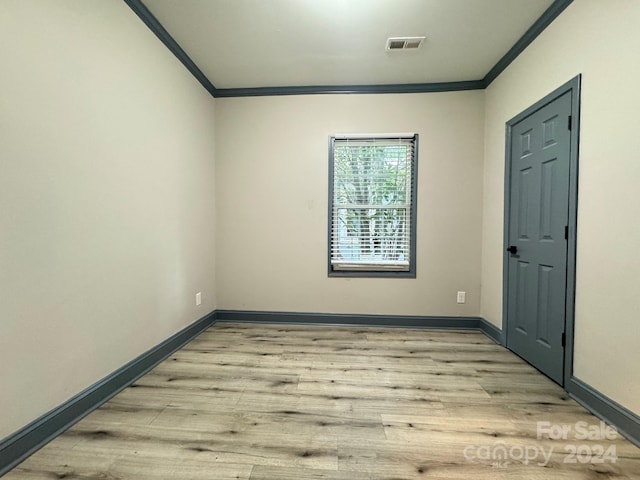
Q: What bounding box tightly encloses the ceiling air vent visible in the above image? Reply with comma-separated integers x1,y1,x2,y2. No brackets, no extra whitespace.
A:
386,36,426,51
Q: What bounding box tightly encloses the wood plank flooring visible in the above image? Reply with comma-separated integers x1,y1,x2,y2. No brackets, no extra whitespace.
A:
5,323,640,479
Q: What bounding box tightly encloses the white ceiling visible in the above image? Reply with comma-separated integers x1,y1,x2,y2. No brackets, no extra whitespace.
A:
143,0,554,89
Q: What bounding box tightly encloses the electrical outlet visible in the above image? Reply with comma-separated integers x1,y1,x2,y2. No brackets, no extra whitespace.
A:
456,291,466,304
195,292,202,306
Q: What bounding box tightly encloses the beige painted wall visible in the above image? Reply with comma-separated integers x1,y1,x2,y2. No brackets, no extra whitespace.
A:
0,1,216,439
481,0,640,413
215,92,484,316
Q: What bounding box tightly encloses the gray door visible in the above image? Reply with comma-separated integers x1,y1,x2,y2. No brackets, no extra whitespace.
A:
506,91,572,384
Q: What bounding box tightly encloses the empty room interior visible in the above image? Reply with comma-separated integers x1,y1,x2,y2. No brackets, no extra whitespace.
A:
1,0,640,478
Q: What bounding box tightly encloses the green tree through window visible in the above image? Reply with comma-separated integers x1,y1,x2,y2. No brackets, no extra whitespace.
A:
329,135,418,277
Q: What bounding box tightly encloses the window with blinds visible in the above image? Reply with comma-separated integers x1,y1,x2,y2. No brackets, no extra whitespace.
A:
328,134,418,277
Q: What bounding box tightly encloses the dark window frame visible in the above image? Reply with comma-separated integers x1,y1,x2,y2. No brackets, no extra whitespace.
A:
327,134,418,278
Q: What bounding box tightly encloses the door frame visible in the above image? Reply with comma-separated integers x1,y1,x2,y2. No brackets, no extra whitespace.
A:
502,74,581,387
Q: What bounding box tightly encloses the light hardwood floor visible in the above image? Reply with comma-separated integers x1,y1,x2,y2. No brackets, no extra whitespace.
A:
6,323,640,479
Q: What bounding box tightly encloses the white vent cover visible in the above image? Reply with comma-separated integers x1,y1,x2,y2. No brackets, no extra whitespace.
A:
386,36,426,51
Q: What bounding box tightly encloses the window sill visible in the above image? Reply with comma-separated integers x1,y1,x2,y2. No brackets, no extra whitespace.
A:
328,270,416,278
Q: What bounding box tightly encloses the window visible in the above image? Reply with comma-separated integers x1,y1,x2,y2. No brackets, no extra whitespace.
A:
328,134,418,277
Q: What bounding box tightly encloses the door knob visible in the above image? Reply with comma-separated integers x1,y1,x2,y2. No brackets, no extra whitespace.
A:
507,246,518,254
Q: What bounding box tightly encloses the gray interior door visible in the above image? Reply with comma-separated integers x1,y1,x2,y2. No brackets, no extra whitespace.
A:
506,91,572,384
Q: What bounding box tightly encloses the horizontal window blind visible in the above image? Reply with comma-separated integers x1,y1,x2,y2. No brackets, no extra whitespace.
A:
330,135,417,273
